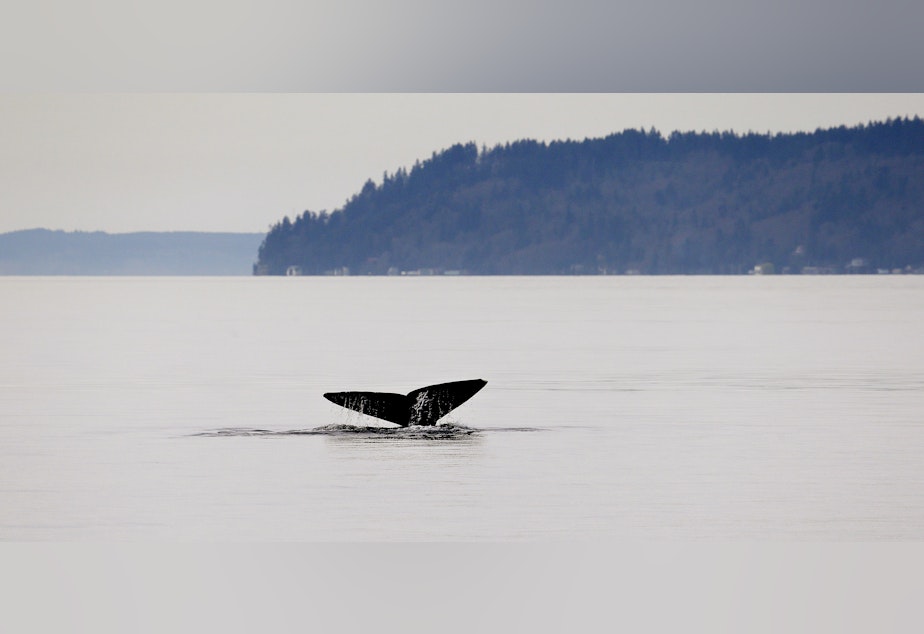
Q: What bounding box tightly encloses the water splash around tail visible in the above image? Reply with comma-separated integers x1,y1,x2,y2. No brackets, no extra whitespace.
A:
193,422,480,439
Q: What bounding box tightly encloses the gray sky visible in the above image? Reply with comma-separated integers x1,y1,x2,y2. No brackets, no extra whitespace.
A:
2,93,923,234
3,1,923,92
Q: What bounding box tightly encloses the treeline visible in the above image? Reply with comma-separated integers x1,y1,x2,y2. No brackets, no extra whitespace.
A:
255,117,924,275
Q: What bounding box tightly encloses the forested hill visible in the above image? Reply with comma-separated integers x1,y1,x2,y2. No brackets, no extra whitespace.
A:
256,118,924,275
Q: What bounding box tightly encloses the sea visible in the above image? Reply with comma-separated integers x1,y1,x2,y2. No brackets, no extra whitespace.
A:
2,275,923,540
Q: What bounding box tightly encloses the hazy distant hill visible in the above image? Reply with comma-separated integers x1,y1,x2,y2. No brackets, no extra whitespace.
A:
256,117,924,275
0,229,264,275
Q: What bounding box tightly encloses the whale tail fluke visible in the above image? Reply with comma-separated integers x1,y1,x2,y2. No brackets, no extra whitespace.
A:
323,379,487,427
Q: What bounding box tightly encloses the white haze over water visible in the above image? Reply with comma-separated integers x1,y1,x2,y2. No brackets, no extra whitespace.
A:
1,93,923,234
1,275,922,540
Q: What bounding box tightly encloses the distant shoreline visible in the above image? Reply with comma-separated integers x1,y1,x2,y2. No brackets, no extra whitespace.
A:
0,229,264,276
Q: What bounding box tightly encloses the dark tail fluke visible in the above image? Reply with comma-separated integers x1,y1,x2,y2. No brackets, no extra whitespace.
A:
324,379,487,426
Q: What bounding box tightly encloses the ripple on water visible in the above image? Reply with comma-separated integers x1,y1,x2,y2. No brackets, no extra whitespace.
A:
193,423,543,439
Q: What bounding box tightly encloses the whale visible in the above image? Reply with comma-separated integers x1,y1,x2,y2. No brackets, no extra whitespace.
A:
323,379,487,426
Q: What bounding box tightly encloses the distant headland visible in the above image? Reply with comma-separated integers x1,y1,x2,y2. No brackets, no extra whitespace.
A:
255,118,924,276
0,229,264,275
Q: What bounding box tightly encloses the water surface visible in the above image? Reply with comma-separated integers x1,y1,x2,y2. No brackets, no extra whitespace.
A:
2,276,922,539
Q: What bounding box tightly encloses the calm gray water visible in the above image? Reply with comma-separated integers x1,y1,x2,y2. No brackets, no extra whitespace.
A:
2,276,923,540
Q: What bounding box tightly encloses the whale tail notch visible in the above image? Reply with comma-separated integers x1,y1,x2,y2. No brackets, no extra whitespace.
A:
323,379,487,427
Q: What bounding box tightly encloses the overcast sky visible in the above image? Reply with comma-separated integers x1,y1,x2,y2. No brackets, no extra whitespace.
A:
4,1,924,92
2,93,923,234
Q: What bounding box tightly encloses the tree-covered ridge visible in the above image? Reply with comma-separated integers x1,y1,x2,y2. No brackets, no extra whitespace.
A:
256,117,924,275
